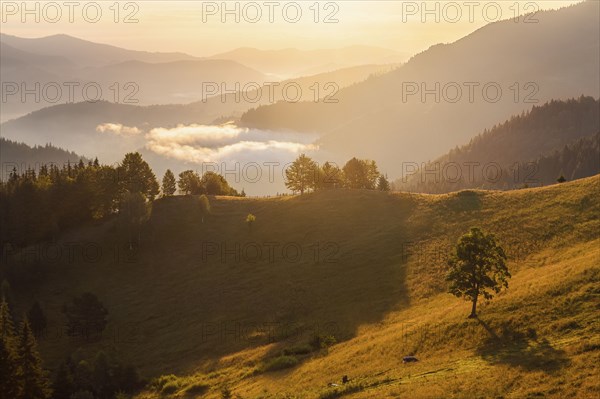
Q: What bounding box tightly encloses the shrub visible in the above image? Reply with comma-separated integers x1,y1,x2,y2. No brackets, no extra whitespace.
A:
318,381,366,399
221,385,233,399
555,320,581,332
263,355,299,372
151,374,179,391
186,381,210,395
574,340,600,354
282,343,313,356
310,334,337,350
161,380,181,395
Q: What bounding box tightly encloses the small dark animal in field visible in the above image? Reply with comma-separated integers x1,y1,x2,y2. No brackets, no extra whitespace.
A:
403,356,419,363
342,375,349,384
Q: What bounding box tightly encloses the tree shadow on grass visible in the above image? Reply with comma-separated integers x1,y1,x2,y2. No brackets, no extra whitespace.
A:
442,190,482,213
475,318,569,373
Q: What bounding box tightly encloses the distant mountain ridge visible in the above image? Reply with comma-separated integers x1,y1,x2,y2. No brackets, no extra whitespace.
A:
239,1,600,173
0,138,85,180
0,33,400,120
209,45,406,78
0,33,269,119
0,33,199,67
396,97,600,192
0,64,397,164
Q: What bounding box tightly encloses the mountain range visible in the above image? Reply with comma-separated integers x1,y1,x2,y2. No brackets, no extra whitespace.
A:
0,33,401,120
395,97,600,192
1,1,598,192
239,1,600,173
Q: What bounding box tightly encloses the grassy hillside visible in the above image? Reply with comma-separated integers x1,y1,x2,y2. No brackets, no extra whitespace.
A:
7,176,599,398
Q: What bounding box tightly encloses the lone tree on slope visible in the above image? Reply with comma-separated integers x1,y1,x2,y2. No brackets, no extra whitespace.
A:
245,214,256,233
446,227,510,318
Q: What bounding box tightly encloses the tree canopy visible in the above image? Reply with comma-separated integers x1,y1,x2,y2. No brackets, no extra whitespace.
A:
285,154,318,194
161,169,177,196
62,293,108,340
285,155,385,194
343,158,379,189
446,228,510,318
117,152,159,200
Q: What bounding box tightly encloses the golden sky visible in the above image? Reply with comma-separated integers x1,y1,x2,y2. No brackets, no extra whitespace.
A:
1,1,583,56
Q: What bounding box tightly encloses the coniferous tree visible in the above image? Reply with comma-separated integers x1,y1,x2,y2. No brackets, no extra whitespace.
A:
0,336,20,399
91,351,114,399
1,280,14,310
0,299,19,399
377,174,391,191
73,361,93,395
0,298,16,344
118,152,159,200
161,169,177,197
62,293,108,340
16,319,51,399
52,361,75,399
27,302,47,337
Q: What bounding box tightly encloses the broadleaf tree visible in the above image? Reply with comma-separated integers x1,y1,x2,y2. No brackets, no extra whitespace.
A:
285,154,318,194
446,227,510,318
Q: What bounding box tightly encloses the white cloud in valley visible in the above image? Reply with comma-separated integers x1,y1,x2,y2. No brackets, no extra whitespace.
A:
95,122,319,164
96,123,141,136
146,123,319,163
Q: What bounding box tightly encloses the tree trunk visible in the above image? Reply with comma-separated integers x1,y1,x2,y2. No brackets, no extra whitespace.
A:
468,297,478,318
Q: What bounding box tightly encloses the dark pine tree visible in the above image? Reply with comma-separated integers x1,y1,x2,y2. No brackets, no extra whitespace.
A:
16,319,51,399
51,361,75,399
0,328,20,399
0,298,16,343
27,302,47,337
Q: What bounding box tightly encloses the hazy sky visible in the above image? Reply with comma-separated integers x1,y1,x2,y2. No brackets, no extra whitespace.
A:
1,0,583,57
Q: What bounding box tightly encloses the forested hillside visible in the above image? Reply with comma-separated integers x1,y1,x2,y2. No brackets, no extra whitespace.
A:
396,97,600,193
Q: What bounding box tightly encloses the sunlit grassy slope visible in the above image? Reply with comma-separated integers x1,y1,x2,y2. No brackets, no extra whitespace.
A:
17,176,599,398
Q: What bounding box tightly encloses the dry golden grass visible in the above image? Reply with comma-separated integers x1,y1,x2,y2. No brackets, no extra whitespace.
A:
10,176,599,398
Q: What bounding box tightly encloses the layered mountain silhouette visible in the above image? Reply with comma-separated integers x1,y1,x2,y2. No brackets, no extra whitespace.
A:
0,33,268,119
0,33,400,120
396,97,600,192
209,46,406,79
0,137,85,179
0,64,395,162
0,33,198,67
240,1,600,173
1,1,598,183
